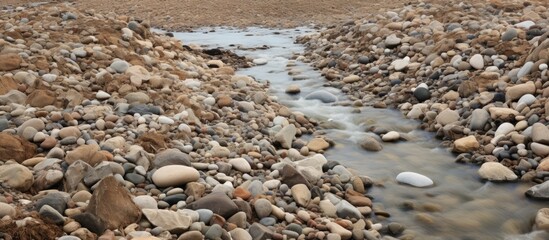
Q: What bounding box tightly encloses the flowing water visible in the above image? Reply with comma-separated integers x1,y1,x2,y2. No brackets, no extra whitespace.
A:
170,27,548,240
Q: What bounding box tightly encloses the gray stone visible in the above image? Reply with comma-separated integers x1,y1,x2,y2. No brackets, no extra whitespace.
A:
205,224,223,239
186,192,239,218
469,109,490,131
249,222,274,240
526,181,549,200
110,60,129,73
154,148,191,167
501,28,518,41
254,198,273,218
336,200,362,219
39,205,64,225
305,90,338,103
517,61,534,79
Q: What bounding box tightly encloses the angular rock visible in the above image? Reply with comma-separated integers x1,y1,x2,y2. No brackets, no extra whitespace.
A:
86,176,141,229
0,53,22,71
526,181,549,200
0,133,36,163
274,124,296,149
281,164,311,188
142,209,191,234
291,184,311,207
532,123,549,145
186,192,239,218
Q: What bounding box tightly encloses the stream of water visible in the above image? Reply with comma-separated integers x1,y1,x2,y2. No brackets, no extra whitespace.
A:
170,27,548,240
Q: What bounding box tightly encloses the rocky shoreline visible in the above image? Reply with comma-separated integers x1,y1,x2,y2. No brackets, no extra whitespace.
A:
295,0,549,234
0,3,399,240
298,0,549,192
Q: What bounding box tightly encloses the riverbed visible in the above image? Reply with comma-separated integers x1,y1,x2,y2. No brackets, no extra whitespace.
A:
171,27,547,240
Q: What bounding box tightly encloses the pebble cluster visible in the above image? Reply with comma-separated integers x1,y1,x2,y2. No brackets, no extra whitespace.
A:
298,0,549,211
0,3,403,240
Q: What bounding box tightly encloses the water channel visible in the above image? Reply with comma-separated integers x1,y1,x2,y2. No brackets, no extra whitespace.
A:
169,27,548,240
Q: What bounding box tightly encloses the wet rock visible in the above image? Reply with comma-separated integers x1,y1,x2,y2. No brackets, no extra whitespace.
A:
86,176,141,229
307,138,330,152
305,90,338,103
478,162,518,182
396,172,433,187
358,135,382,151
526,181,549,200
535,208,549,231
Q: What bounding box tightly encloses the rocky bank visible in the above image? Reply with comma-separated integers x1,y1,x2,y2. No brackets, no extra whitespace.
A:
297,0,549,233
0,3,395,240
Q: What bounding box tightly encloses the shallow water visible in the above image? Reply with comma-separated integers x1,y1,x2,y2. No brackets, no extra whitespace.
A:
171,27,548,240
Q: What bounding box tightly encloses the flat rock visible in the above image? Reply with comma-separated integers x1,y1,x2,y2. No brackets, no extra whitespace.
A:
453,136,479,153
396,172,434,187
86,176,141,229
142,209,191,234
307,138,330,152
478,162,518,181
152,165,199,188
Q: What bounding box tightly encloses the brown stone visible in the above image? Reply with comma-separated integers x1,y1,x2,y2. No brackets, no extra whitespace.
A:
26,89,56,107
40,136,57,149
0,133,36,163
185,182,205,200
87,176,141,230
233,187,251,200
216,95,233,107
0,76,18,94
65,144,108,167
0,53,22,71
